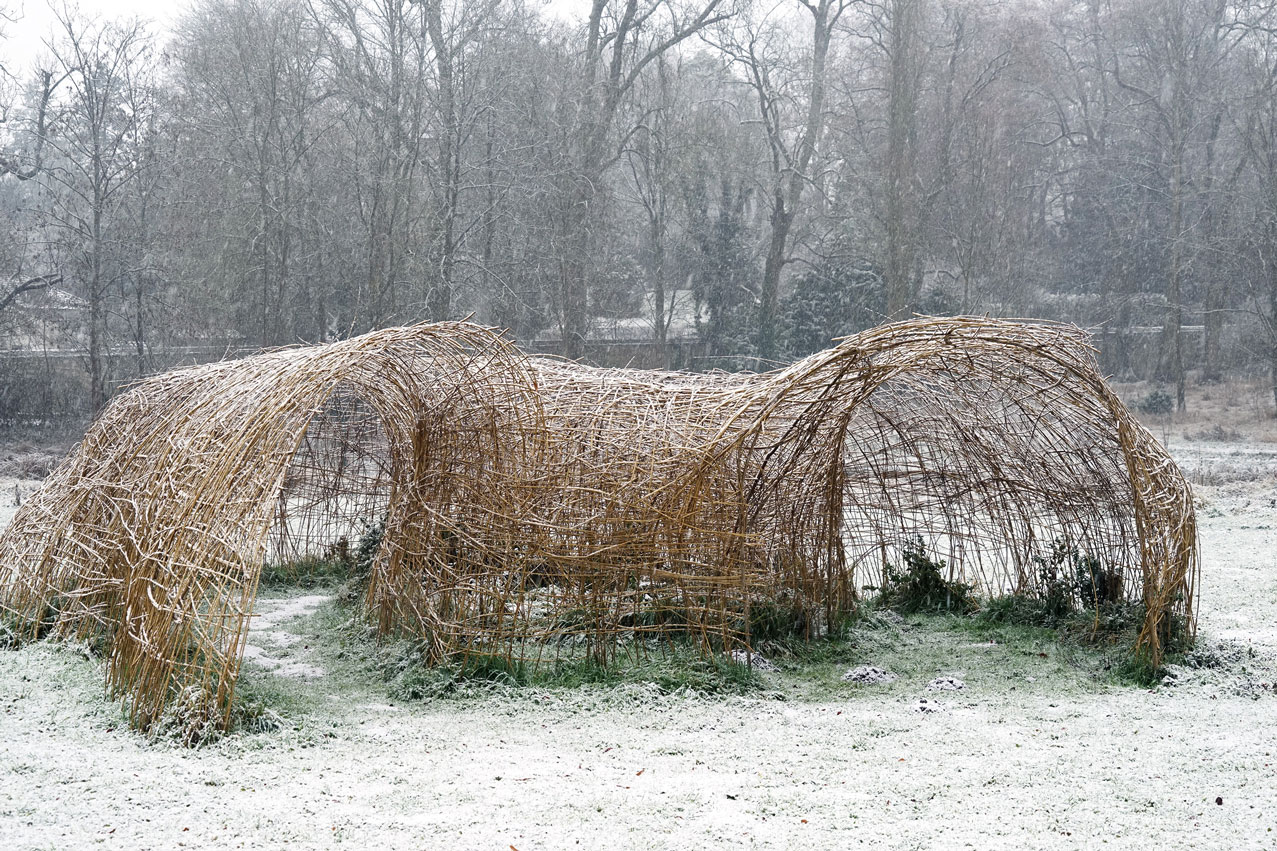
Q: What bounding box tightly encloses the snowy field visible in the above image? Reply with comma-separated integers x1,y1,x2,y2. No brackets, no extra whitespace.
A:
1,441,1275,850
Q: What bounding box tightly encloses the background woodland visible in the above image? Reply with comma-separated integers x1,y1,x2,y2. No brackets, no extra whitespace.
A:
2,0,1276,416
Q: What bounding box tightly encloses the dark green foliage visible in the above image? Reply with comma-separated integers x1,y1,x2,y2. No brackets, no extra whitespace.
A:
779,263,885,358
1031,538,1126,620
0,618,19,650
261,517,386,590
917,285,959,316
875,537,974,614
26,594,71,641
1114,647,1173,687
687,175,757,360
379,638,762,701
1074,552,1125,608
1033,539,1081,625
259,554,351,588
1137,388,1174,416
744,600,810,643
353,517,385,581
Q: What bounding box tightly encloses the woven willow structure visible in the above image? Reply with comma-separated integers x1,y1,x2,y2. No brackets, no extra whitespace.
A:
0,317,1197,730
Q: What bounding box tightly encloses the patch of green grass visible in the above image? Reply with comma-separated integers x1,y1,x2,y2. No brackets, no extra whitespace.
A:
0,616,21,650
261,520,385,591
232,665,313,725
225,579,1190,735
377,638,764,700
259,555,352,589
379,643,529,700
953,594,1195,686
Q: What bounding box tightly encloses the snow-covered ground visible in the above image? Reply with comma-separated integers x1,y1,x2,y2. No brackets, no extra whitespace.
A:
1,441,1275,850
0,477,40,534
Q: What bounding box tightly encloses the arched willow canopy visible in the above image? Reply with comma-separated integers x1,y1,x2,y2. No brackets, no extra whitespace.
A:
0,317,1197,730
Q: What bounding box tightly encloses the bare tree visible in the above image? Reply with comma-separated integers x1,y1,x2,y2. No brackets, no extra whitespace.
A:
722,0,852,359
419,0,500,320
0,68,59,181
312,0,431,329
922,2,1017,313
0,5,67,332
882,0,922,319
38,8,155,411
1236,1,1277,410
621,55,676,351
1115,0,1236,411
556,0,731,360
0,273,60,313
174,0,336,346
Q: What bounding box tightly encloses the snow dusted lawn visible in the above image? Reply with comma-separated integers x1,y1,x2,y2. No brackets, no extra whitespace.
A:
1,444,1275,850
0,477,40,536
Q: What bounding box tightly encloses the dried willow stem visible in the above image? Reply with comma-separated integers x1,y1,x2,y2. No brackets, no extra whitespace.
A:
0,317,1197,729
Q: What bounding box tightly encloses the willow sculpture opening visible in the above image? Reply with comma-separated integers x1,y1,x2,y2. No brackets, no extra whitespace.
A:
0,317,1198,731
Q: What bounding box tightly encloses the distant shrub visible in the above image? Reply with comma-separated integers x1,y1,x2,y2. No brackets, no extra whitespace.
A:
1136,389,1174,416
977,538,1149,658
1188,423,1243,442
779,262,885,358
262,516,386,590
259,553,350,588
875,537,974,614
1037,538,1120,610
353,517,385,580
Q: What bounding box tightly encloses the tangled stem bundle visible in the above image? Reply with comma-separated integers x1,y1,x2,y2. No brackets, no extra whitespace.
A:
0,317,1197,730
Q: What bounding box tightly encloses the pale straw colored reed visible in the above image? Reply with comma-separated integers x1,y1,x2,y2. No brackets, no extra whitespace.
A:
0,317,1197,730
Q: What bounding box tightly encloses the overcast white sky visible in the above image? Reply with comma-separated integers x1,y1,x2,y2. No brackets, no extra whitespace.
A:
1,1,186,73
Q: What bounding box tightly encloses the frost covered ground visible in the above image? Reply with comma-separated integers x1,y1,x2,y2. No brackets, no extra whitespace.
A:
1,439,1275,850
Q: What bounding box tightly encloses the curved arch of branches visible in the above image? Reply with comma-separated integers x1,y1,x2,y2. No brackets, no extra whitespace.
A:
0,317,1197,731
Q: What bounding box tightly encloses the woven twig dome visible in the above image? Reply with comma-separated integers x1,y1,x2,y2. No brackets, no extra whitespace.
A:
0,317,1197,730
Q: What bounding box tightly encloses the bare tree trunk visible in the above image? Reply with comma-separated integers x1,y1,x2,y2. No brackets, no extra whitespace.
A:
134,200,147,376
885,0,920,320
559,0,727,361
1157,19,1190,414
425,0,457,321
560,191,594,360
1268,223,1277,415
757,192,792,358
1201,110,1224,382
1163,152,1186,412
258,165,274,346
748,0,839,360
90,182,106,413
650,198,668,348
